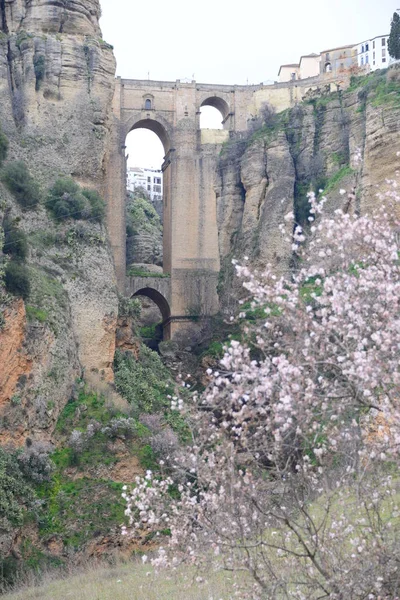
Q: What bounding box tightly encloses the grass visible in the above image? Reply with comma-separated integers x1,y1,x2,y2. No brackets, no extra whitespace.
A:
322,165,354,195
2,562,234,600
26,306,48,323
127,268,170,278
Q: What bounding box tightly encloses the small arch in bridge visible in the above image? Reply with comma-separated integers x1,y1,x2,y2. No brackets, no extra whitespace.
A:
200,96,230,122
132,287,171,323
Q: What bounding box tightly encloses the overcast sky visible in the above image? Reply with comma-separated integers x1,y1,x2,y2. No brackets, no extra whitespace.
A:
99,0,399,168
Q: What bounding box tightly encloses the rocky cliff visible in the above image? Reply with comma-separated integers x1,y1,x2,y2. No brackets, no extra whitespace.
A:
0,0,117,443
216,69,400,310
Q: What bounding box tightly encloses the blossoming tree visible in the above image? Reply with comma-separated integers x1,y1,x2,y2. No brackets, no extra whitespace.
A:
124,167,400,599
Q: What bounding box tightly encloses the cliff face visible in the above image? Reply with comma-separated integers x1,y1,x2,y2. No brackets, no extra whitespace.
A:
216,71,400,309
0,0,117,443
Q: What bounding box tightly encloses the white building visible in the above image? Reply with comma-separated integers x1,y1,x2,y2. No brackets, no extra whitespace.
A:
357,34,390,71
127,167,163,203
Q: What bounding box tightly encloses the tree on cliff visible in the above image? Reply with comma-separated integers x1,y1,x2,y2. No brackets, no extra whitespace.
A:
388,11,400,59
124,164,400,598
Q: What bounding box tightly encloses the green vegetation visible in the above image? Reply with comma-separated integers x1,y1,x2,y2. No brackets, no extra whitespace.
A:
33,54,45,91
388,11,400,59
1,162,41,209
114,348,173,415
46,178,106,223
0,447,35,534
126,193,162,236
322,165,354,195
4,262,30,299
26,305,48,323
118,296,141,319
1,563,234,600
36,477,126,549
127,267,169,278
139,323,159,338
2,218,28,260
0,128,8,165
81,188,106,222
370,77,400,108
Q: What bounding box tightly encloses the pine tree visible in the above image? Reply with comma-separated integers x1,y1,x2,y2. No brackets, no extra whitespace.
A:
388,11,400,59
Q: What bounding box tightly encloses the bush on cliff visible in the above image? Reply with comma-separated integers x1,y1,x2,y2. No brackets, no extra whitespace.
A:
114,348,172,416
81,188,106,223
2,218,28,260
46,178,105,223
0,447,35,536
4,261,30,299
1,161,40,209
0,129,8,166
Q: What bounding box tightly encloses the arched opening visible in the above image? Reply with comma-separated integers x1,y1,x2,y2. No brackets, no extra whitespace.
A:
325,62,332,73
200,106,223,129
145,98,152,110
125,119,171,274
125,119,172,346
200,97,230,129
132,288,171,348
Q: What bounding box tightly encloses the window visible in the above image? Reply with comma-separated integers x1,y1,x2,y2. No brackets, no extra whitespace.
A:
326,53,330,61
290,72,296,80
382,58,386,63
366,55,369,64
361,56,364,65
382,48,386,58
154,177,161,184
373,51,375,60
382,38,386,46
373,40,375,49
147,177,151,182
145,98,152,110
362,45,365,53
147,185,151,191
365,43,369,51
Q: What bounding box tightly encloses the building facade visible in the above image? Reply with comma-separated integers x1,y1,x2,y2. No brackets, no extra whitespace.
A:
278,64,300,82
299,54,320,79
127,166,163,203
357,35,390,71
319,44,357,77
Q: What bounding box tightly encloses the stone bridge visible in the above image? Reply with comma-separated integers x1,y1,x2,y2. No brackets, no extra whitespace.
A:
105,76,337,338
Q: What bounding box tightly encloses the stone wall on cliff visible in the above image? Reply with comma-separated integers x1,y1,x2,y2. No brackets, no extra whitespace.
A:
0,0,117,444
216,71,400,311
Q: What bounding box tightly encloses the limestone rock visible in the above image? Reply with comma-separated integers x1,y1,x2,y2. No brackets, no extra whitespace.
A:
0,0,117,440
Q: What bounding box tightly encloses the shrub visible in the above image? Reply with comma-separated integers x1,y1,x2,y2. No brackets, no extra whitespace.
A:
126,195,162,235
1,161,40,208
17,442,54,483
3,217,28,260
33,54,45,91
4,261,30,299
118,296,141,319
46,179,105,222
101,417,136,440
0,447,35,535
82,188,106,223
259,101,277,127
0,129,8,166
114,347,172,415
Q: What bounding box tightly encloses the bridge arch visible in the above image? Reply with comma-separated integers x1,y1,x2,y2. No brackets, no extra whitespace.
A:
200,96,230,122
132,287,171,323
124,115,173,155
